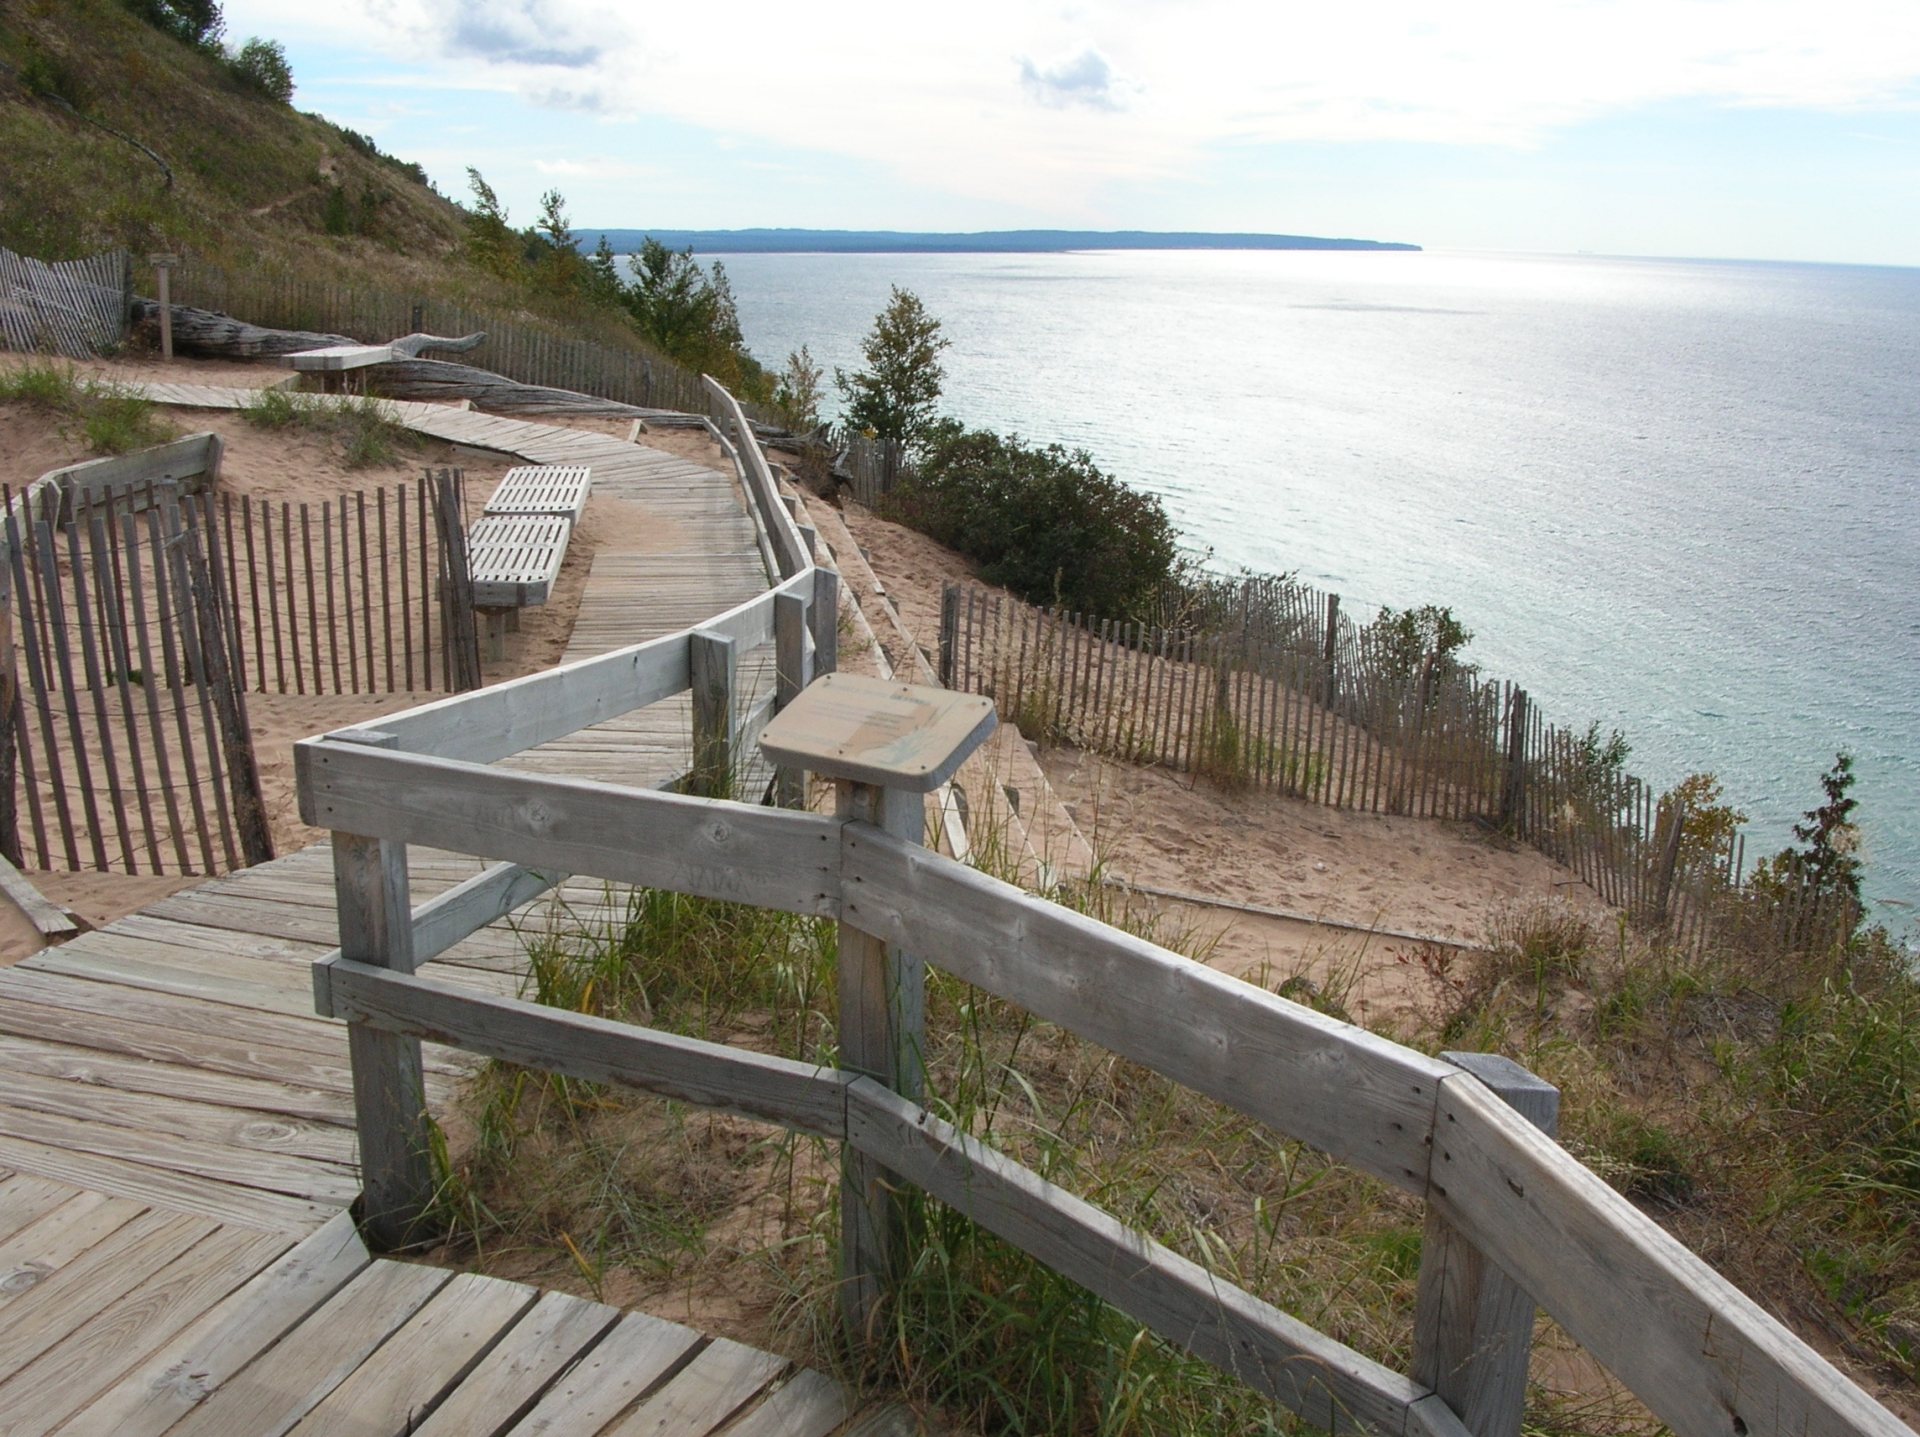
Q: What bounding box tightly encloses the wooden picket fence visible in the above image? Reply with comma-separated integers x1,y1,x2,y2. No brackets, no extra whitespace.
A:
164,261,780,425
941,579,1857,958
1,481,270,876
212,470,479,697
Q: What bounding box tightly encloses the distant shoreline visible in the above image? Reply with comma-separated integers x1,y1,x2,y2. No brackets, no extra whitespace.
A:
585,227,1421,256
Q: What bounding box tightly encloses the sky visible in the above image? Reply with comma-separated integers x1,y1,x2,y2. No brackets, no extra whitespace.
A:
221,0,1920,266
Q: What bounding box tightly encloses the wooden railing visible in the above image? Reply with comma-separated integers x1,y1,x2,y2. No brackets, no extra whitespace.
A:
298,387,1909,1437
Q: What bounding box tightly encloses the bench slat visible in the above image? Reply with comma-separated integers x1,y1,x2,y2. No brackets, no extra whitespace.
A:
467,515,571,609
483,466,593,523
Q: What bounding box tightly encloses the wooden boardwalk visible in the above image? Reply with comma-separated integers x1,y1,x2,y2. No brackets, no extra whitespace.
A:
0,390,917,1435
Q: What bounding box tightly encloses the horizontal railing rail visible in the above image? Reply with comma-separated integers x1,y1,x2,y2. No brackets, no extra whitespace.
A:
299,384,1909,1437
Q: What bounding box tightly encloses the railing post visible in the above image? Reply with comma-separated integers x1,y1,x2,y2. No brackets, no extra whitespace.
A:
327,729,434,1250
810,567,840,677
757,673,997,1346
772,592,808,808
689,629,736,799
835,777,925,1335
1413,1051,1560,1437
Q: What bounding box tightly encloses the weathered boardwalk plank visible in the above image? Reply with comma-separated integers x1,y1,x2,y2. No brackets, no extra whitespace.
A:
0,392,915,1436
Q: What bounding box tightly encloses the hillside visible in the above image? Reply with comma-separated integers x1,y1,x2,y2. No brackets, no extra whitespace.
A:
0,0,469,290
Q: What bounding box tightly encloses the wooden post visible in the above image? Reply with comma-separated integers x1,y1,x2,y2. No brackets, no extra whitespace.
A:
1413,1052,1559,1437
772,594,808,809
326,730,435,1250
757,673,997,1346
1500,689,1529,831
1654,799,1687,924
689,629,736,799
938,584,960,688
836,777,925,1336
149,255,176,362
0,557,18,869
810,566,840,677
1322,592,1340,707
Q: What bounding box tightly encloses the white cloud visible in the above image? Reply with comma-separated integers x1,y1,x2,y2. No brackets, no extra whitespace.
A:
225,0,1920,211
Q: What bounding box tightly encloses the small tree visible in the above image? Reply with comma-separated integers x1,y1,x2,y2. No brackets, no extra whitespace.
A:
1363,603,1472,689
228,37,293,103
775,345,825,432
836,287,948,475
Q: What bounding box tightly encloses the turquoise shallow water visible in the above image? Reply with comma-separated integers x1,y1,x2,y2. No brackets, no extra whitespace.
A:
697,248,1919,924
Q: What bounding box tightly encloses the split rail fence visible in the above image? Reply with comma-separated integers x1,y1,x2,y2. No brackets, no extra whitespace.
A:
299,381,1907,1437
940,579,1856,959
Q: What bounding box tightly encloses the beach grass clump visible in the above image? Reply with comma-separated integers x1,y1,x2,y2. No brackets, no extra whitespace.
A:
0,359,177,453
239,388,416,469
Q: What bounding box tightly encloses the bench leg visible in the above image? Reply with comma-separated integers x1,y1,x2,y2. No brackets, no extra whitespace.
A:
485,611,506,662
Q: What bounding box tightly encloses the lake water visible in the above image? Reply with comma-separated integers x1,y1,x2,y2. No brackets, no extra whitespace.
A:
697,248,1919,924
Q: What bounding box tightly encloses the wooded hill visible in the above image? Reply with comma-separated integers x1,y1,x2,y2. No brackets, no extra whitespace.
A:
0,0,469,293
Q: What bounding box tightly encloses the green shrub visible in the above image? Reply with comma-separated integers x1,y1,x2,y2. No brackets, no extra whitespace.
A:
79,384,176,453
886,420,1182,618
226,37,293,103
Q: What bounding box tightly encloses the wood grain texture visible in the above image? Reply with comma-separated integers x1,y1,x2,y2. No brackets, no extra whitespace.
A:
1412,1055,1559,1437
285,1272,537,1436
1429,1073,1913,1437
602,1335,787,1437
840,826,1449,1191
55,1212,368,1437
409,1290,622,1437
300,741,842,918
503,1312,704,1435
328,961,851,1140
0,1221,288,1437
166,1261,453,1437
847,1079,1432,1436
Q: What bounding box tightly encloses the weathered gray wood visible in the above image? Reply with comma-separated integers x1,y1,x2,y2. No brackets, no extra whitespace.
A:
501,1311,704,1434
1429,1072,1914,1437
840,826,1449,1192
600,1334,786,1437
357,573,801,762
0,1221,290,1437
811,566,840,677
407,1289,620,1437
282,1272,536,1436
837,780,927,1341
325,960,851,1140
689,629,737,799
722,1368,855,1437
0,852,79,940
60,1212,368,1437
483,464,593,522
772,591,809,808
408,860,566,965
164,1261,452,1436
1413,1054,1559,1437
298,739,841,917
847,1079,1456,1437
329,732,432,1251
761,673,996,794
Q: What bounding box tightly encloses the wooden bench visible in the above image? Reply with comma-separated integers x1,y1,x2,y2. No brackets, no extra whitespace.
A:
276,343,396,393
466,513,572,658
483,464,593,522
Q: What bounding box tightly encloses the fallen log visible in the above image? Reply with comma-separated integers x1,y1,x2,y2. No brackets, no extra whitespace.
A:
130,298,352,357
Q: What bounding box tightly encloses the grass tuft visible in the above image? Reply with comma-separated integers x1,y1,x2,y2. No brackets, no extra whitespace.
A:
0,360,176,453
239,389,416,469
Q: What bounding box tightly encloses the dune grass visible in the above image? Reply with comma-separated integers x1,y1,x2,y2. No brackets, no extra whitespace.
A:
419,784,1920,1433
0,359,177,454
